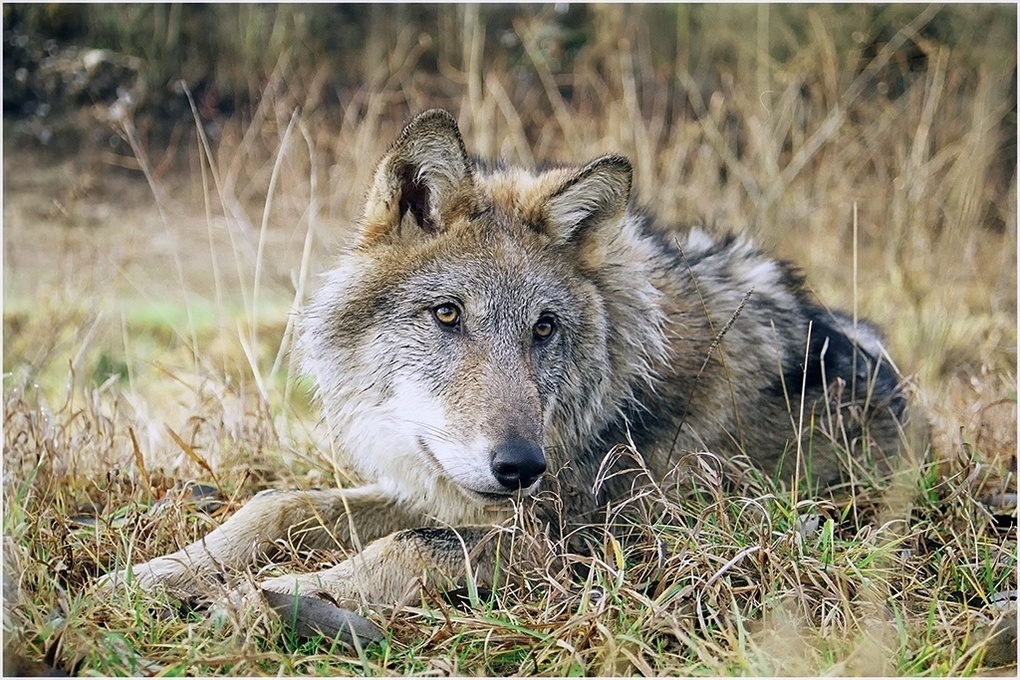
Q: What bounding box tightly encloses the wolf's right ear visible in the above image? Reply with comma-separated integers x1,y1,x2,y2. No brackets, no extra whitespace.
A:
360,109,476,245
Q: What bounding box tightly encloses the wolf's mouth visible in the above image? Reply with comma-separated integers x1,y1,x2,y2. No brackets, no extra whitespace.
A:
467,489,517,502
416,436,520,503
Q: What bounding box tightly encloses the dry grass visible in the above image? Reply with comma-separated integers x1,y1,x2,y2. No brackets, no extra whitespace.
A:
3,5,1016,676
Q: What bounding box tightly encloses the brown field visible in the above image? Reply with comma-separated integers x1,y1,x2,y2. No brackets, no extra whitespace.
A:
3,5,1016,676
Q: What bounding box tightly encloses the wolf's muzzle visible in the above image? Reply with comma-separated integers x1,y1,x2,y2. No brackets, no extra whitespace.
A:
490,438,547,490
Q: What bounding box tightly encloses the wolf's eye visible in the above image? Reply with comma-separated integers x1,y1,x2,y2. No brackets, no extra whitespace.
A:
433,303,462,329
533,315,556,341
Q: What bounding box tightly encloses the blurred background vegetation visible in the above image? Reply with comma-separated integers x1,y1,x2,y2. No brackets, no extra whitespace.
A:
5,4,1016,113
5,4,1016,184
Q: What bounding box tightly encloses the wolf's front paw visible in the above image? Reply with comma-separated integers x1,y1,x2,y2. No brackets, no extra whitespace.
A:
259,560,366,610
259,562,391,645
97,555,215,599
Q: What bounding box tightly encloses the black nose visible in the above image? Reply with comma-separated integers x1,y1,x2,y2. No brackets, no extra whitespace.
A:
490,438,547,490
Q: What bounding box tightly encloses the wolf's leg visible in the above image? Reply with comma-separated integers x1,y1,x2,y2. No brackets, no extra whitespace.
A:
259,526,499,611
105,485,421,596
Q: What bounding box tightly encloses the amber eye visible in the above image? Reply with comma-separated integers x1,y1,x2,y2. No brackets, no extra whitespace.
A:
533,315,556,341
433,303,461,328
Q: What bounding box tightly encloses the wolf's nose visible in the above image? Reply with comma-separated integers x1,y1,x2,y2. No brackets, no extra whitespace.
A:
491,439,547,490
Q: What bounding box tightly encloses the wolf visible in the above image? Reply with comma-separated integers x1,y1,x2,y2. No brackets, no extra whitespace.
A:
109,109,907,633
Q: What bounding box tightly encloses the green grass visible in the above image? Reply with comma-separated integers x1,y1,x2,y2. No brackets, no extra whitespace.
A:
3,4,1016,676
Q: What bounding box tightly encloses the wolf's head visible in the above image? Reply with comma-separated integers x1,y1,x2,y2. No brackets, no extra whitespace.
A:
302,110,667,518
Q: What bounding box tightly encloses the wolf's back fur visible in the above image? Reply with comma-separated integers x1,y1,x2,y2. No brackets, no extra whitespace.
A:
113,110,908,631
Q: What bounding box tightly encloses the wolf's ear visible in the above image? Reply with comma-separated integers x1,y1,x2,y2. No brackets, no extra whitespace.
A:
542,155,632,250
360,109,476,244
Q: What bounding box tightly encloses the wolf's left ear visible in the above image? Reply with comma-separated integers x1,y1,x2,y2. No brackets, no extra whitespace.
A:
360,109,477,245
542,155,632,252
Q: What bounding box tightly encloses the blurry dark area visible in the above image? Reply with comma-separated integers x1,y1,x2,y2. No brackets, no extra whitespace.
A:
3,4,1015,160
